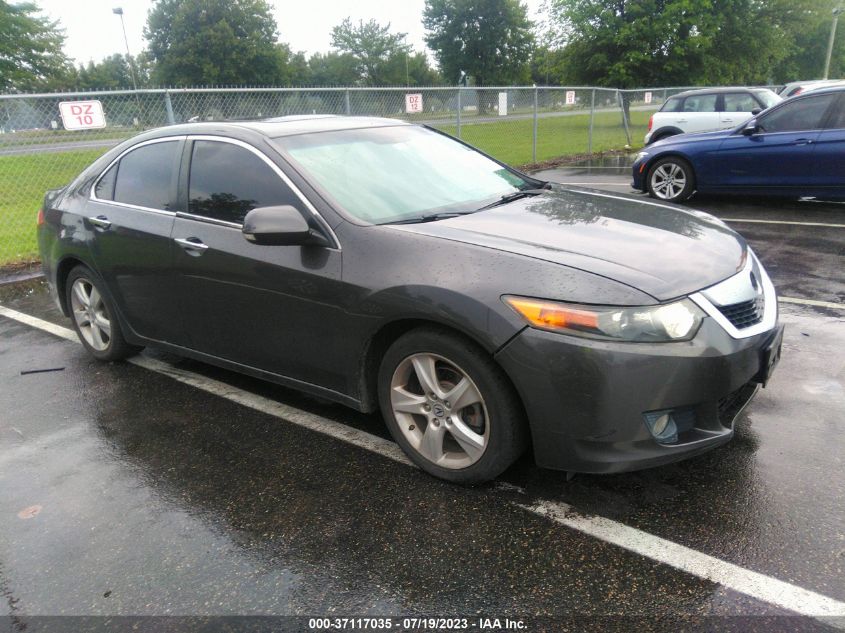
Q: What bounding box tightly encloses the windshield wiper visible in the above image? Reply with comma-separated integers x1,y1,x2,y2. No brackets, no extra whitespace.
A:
476,188,549,211
381,211,476,225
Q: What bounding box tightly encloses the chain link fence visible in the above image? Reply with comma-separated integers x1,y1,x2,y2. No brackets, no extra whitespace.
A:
0,85,777,268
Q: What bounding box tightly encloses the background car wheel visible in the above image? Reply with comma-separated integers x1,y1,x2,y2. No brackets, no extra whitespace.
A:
647,157,695,202
65,265,139,361
651,132,677,143
378,327,527,484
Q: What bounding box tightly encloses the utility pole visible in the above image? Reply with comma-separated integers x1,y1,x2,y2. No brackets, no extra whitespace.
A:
824,2,845,79
112,8,139,92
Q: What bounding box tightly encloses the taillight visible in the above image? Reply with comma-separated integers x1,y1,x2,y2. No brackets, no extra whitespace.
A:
37,208,45,226
648,115,654,131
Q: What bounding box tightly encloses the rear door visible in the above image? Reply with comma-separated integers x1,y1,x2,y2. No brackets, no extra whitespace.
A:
677,93,720,133
808,93,845,191
88,137,183,343
709,92,837,189
170,137,347,392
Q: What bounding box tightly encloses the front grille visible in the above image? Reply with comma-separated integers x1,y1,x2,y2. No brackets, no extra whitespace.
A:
717,294,764,329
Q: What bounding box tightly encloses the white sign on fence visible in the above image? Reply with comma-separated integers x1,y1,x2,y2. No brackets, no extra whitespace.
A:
58,100,106,130
498,92,508,116
565,90,576,105
405,93,423,114
644,91,653,104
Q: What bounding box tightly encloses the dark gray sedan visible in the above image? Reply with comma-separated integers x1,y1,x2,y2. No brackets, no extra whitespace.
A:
37,116,783,483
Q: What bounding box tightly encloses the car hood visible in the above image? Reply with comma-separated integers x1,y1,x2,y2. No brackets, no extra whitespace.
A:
650,128,739,147
393,188,746,302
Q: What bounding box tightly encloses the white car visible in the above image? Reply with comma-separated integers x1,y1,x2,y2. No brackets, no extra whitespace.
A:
779,79,843,98
645,87,781,145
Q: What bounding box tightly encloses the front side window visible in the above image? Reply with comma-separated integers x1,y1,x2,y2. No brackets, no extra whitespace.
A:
723,93,758,113
274,126,529,224
758,94,837,133
188,141,300,224
682,94,717,112
113,141,179,210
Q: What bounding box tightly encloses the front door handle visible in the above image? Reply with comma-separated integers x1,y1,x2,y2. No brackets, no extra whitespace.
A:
87,215,111,230
793,138,814,145
174,237,209,255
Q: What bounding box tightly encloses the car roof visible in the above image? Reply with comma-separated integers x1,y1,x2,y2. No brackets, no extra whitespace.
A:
154,115,409,139
668,87,772,98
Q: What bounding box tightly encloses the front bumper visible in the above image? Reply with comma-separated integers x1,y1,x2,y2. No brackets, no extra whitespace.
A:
631,157,648,191
495,319,783,473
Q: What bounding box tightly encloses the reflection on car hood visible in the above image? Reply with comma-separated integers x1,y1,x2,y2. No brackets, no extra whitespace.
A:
393,188,746,301
651,128,739,147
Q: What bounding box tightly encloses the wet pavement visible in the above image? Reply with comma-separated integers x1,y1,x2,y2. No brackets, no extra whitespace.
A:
1,164,844,632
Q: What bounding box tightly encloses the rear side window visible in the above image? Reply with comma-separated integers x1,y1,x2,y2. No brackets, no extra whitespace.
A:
113,141,179,210
723,93,758,112
682,94,717,112
759,94,837,133
95,163,117,200
824,96,845,129
188,140,300,224
661,97,682,113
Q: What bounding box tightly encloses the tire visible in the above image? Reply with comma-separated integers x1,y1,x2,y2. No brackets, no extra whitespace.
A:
65,265,140,361
651,131,677,143
647,156,696,202
377,326,527,484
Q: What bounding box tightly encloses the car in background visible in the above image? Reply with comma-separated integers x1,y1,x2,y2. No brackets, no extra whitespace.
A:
779,79,843,98
38,116,783,484
645,87,781,145
632,86,845,202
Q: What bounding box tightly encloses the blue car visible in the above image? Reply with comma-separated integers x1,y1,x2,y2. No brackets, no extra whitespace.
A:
632,86,845,202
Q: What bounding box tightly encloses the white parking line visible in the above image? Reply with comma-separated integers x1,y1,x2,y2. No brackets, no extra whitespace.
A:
780,296,845,310
721,218,845,229
2,303,845,622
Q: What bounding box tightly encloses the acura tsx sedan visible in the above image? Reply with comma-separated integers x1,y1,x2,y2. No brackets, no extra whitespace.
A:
38,116,784,483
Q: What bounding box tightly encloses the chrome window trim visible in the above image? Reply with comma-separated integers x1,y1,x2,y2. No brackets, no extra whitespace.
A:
185,135,341,251
89,136,184,215
175,211,241,230
689,250,778,340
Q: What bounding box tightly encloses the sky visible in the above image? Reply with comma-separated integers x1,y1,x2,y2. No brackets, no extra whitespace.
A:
34,0,546,66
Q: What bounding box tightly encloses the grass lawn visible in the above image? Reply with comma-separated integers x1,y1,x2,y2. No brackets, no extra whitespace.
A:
0,148,106,264
0,110,647,266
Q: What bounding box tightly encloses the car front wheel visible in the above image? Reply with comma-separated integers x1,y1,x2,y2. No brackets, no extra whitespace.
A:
378,327,527,484
647,157,695,202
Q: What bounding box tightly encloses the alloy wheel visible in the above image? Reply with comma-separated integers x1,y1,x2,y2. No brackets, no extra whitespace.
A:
70,277,112,352
650,162,687,200
389,352,489,469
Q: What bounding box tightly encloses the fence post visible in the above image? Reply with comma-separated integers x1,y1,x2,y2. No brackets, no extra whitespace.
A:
164,90,175,125
588,88,596,154
456,88,462,139
532,86,538,163
344,89,351,116
617,90,632,147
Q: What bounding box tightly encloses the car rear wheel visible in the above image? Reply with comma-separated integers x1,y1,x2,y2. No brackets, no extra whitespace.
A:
66,265,139,361
378,327,527,484
647,157,695,202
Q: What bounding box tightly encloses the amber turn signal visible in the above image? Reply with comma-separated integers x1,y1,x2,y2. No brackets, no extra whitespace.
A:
503,296,599,332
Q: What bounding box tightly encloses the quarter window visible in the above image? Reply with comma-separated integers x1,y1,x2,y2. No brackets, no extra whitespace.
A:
723,93,758,113
661,97,682,113
95,163,117,200
113,141,179,210
758,94,836,133
188,141,300,224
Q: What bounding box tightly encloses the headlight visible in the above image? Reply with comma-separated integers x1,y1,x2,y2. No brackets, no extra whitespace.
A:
503,296,705,342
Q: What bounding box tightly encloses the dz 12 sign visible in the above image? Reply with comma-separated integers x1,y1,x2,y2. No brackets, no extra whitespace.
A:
565,91,576,105
59,100,107,130
405,93,423,114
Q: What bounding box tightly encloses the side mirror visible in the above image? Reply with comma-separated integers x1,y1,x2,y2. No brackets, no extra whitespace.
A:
751,108,762,116
242,205,324,246
742,120,759,136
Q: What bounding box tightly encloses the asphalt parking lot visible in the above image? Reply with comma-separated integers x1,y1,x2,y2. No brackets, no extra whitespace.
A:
1,161,843,632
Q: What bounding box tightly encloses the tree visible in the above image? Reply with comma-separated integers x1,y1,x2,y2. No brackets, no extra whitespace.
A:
330,18,411,85
144,0,294,85
307,52,361,86
423,0,534,86
0,1,73,92
76,54,138,90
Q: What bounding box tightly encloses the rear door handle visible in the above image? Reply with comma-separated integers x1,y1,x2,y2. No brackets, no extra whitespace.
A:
87,215,111,230
793,138,814,145
174,237,209,255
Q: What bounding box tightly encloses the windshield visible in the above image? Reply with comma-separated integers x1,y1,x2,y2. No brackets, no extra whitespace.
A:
753,89,782,109
273,126,529,224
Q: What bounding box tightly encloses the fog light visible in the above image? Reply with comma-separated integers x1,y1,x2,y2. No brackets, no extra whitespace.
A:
644,410,678,444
